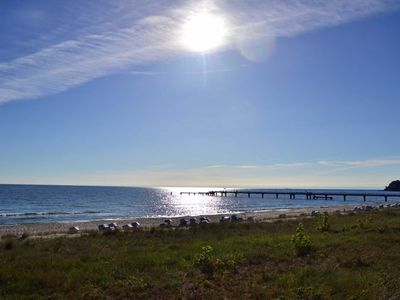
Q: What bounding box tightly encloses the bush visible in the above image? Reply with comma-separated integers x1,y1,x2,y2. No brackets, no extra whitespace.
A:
316,212,330,232
193,245,237,277
194,245,215,276
291,223,312,256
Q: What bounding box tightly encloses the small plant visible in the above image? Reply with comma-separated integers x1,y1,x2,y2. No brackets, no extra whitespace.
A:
193,246,237,277
214,258,225,271
357,215,374,229
357,218,365,229
194,245,215,276
316,212,330,232
291,223,312,256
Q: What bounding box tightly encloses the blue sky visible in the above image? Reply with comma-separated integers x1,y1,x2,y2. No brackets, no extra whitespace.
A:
0,0,399,188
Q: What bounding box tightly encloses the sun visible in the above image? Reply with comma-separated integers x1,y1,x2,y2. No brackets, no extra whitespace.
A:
181,13,228,53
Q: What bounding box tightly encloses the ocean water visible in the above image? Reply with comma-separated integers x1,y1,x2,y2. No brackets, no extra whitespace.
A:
0,184,398,225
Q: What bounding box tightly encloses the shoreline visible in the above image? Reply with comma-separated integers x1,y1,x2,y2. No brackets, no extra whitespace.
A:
1,202,394,238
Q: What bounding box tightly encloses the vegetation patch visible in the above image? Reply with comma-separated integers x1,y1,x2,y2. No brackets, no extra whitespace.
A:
1,209,400,299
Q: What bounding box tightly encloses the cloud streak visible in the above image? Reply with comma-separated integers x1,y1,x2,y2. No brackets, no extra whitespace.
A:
0,0,399,103
121,157,400,187
199,157,400,174
1,157,398,187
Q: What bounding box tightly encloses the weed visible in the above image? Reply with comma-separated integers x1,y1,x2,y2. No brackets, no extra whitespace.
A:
194,245,215,277
357,214,375,229
316,212,330,232
193,245,238,277
291,223,312,256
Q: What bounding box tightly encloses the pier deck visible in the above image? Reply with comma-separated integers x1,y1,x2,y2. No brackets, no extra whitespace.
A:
180,190,400,202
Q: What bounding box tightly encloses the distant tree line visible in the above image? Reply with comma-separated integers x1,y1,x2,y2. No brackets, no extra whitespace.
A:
385,180,400,191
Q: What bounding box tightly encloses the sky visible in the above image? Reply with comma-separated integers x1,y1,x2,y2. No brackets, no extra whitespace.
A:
0,0,399,188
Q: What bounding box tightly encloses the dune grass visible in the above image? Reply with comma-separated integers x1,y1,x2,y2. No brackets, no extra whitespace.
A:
1,209,400,299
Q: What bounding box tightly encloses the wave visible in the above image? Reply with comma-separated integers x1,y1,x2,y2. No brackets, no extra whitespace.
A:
0,211,101,217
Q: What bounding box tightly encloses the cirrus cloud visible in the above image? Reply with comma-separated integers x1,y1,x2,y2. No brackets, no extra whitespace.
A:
0,0,399,104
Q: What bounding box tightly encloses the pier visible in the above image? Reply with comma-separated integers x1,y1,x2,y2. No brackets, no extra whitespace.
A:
180,190,400,202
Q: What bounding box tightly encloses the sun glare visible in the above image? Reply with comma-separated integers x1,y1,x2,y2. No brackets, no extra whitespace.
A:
181,13,228,53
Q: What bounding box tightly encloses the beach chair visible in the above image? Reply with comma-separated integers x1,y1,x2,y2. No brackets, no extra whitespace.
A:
179,218,188,226
220,216,230,223
131,221,140,228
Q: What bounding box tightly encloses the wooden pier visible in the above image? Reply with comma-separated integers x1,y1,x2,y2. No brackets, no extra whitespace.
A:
180,190,400,202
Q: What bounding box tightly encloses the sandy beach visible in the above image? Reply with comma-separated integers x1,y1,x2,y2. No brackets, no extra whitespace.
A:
1,202,389,238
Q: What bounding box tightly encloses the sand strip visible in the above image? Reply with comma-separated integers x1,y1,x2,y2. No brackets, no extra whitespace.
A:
0,202,393,238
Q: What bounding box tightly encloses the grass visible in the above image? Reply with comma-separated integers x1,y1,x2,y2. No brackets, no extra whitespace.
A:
1,209,400,299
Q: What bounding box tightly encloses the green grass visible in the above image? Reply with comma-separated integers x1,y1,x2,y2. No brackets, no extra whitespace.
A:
1,209,400,299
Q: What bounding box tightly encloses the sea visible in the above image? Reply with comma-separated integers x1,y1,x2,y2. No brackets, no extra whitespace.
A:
0,184,398,225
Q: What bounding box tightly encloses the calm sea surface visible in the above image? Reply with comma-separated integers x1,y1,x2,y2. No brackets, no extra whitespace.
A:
0,184,398,224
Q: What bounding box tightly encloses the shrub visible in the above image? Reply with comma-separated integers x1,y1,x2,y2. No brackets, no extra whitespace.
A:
316,212,330,232
194,245,215,276
194,245,237,278
291,223,312,256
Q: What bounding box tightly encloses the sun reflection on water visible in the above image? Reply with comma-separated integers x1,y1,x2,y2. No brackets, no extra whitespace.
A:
158,187,236,217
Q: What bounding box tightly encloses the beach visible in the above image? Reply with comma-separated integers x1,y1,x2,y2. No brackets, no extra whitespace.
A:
0,202,387,238
2,202,400,298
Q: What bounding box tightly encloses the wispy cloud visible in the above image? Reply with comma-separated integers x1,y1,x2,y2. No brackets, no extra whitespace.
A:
124,157,400,187
203,158,400,172
129,71,166,76
0,0,398,103
2,157,399,188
